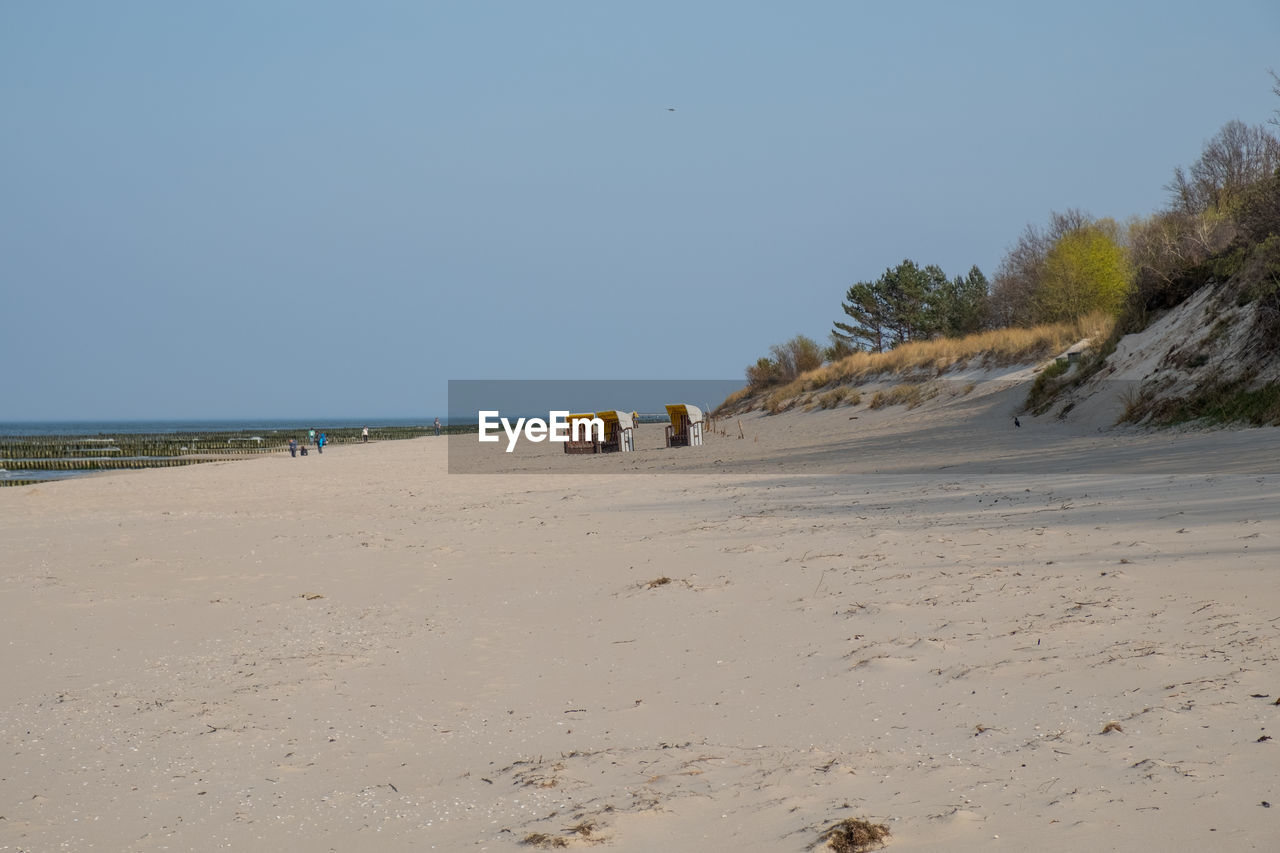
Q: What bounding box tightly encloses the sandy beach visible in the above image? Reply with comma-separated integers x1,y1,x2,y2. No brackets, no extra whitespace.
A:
3,387,1279,852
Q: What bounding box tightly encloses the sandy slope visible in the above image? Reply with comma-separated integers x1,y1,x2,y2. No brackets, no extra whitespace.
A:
2,395,1279,852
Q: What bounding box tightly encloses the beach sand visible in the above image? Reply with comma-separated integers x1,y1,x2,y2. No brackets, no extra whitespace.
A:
3,387,1279,851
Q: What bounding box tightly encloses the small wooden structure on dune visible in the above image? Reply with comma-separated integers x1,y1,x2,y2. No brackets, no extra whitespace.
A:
665,403,704,447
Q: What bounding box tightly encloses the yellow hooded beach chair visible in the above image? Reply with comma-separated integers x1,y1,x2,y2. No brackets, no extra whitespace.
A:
664,404,704,447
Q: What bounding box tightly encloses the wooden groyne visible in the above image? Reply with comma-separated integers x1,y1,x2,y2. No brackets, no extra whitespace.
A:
0,425,437,485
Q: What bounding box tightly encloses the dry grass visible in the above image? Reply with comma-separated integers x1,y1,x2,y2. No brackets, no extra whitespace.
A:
816,817,891,852
521,833,569,848
719,386,755,410
1119,383,1150,423
764,387,797,414
643,575,693,592
723,314,1114,415
520,819,601,847
868,383,936,410
808,313,1111,388
817,387,862,409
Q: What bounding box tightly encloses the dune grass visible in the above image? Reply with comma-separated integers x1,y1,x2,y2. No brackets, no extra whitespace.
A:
724,314,1114,414
1024,358,1072,415
811,313,1112,387
817,387,861,409
719,386,756,411
868,382,936,410
1125,379,1280,426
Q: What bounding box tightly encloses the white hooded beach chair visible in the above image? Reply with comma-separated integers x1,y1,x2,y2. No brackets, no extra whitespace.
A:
595,410,635,452
664,404,704,447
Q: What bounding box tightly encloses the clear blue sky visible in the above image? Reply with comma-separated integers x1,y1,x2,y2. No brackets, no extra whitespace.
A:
2,1,1277,419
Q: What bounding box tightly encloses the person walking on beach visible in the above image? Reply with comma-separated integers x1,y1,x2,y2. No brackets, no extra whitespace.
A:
308,428,316,446
318,432,326,453
434,417,441,437
362,426,369,443
289,438,297,458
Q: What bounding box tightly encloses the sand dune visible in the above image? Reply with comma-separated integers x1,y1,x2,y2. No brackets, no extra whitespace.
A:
3,397,1278,851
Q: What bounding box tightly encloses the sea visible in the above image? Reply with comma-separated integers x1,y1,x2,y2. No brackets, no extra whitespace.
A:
0,418,436,482
0,418,434,437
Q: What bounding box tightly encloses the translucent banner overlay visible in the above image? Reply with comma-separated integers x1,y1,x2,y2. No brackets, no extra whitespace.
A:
445,378,1280,476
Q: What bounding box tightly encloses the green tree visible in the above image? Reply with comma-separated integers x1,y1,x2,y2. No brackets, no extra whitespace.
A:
1033,225,1132,323
832,281,888,352
835,259,988,349
990,210,1104,327
879,260,947,345
936,265,989,336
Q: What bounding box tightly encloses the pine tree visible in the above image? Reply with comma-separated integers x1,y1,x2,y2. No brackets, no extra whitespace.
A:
832,281,888,353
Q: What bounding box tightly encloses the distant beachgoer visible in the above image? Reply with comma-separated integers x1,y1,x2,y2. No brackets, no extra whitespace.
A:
362,426,369,443
319,432,327,453
308,428,316,445
289,438,297,458
434,417,441,437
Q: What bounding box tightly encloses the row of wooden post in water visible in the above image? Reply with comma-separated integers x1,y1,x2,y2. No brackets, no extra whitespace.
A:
0,426,437,484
